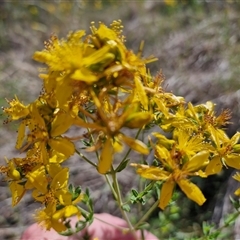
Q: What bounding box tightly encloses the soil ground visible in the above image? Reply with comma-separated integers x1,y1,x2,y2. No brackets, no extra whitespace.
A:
1,1,240,239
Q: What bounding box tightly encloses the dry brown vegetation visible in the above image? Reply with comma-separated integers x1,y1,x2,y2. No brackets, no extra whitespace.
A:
1,1,240,239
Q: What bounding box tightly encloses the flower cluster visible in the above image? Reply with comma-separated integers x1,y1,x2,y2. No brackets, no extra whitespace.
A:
132,101,240,209
1,20,240,234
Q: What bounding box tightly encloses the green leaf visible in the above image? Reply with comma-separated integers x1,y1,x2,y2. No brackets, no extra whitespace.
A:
75,186,82,195
81,140,92,147
135,222,149,230
68,184,73,192
115,158,130,172
131,189,139,197
230,196,240,210
122,204,130,212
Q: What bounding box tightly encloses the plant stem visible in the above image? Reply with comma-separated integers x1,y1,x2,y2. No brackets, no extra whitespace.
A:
75,149,97,168
104,173,117,199
134,199,159,230
111,169,138,240
94,215,129,231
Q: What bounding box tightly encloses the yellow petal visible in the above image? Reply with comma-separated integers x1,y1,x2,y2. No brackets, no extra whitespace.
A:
47,163,63,178
26,166,48,193
45,201,57,216
230,132,240,145
64,205,81,218
134,75,148,110
9,181,26,206
233,172,240,182
49,150,67,164
152,132,175,149
51,219,67,233
4,96,29,120
197,169,208,178
159,181,175,210
183,151,209,172
51,167,69,190
29,101,46,128
55,79,73,109
177,179,206,206
155,145,173,168
121,134,149,155
53,205,80,221
71,68,99,82
205,156,222,176
48,137,75,158
55,190,72,206
112,139,124,153
98,137,114,174
7,161,21,180
124,112,152,129
25,179,34,190
131,164,169,181
96,23,117,41
38,141,49,165
16,121,26,149
153,97,170,117
234,188,240,196
82,44,113,66
225,154,240,169
51,111,73,137
32,188,45,202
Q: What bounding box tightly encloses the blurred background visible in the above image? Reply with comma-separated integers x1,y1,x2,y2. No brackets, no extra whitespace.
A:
1,0,240,239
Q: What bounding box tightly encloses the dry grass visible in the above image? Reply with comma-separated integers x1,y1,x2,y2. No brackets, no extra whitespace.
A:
1,1,240,239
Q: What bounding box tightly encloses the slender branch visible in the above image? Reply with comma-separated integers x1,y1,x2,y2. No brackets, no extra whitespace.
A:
111,169,138,240
75,149,97,168
134,199,159,230
94,215,130,231
205,211,240,239
104,174,117,200
77,206,129,232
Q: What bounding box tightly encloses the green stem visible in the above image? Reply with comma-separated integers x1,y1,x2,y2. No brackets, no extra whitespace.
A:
78,206,129,232
104,173,117,200
78,206,90,216
134,199,159,230
83,113,100,161
94,215,129,231
111,169,138,240
75,149,97,168
206,211,240,239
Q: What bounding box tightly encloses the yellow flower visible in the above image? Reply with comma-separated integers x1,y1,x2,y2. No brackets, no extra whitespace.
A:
27,166,72,206
3,96,29,121
35,202,67,232
0,159,26,206
132,147,209,209
15,97,75,164
35,201,81,232
0,150,47,206
205,132,240,175
173,129,207,158
33,31,86,72
87,89,150,174
233,172,240,196
48,137,75,159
